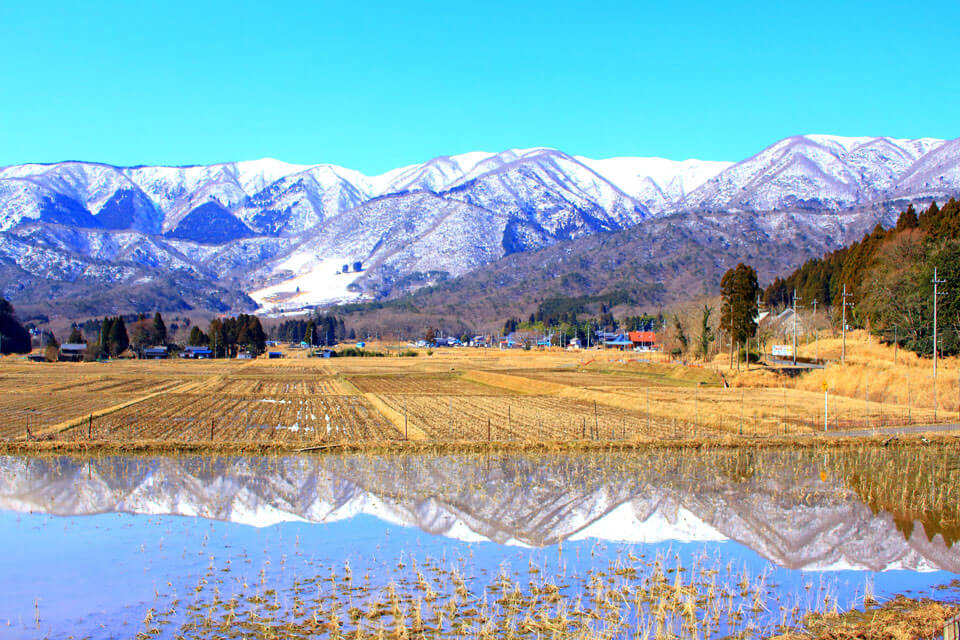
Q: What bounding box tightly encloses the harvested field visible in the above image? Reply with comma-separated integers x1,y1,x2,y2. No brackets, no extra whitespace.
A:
514,368,712,390
348,372,515,395
0,391,145,438
375,393,717,440
201,376,350,396
2,339,958,450
57,392,399,443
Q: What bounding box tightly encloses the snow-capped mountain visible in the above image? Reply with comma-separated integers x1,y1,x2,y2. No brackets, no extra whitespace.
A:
1,133,958,316
892,137,960,201
576,156,734,214
683,135,945,213
0,454,956,573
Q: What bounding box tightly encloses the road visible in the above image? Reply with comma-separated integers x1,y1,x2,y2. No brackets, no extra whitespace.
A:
806,423,960,438
767,358,826,369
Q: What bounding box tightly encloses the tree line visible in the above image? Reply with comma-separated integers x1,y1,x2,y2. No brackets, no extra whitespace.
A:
186,314,267,357
272,315,350,346
766,199,960,356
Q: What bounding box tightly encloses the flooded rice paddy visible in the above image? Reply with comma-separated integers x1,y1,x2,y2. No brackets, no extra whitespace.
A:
1,447,959,639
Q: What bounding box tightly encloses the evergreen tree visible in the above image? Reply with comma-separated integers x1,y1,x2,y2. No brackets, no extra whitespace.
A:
109,316,129,355
67,326,84,344
720,263,760,363
153,312,167,344
188,326,208,346
896,205,918,231
99,317,114,356
208,319,225,357
0,298,31,354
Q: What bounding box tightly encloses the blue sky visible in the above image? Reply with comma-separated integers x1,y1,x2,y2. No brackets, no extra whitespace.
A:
1,1,957,173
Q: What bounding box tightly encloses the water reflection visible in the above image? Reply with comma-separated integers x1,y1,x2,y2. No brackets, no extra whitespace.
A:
1,449,957,572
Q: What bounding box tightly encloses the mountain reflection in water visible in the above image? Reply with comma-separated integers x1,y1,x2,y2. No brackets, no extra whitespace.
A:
1,448,957,573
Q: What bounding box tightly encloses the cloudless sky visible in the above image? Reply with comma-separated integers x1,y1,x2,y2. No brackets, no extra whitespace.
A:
0,1,957,173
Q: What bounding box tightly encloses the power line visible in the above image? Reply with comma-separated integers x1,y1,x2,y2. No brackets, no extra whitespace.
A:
841,284,854,365
792,288,801,366
932,267,946,421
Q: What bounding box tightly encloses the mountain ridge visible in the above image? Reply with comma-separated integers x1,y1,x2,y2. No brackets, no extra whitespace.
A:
2,133,958,318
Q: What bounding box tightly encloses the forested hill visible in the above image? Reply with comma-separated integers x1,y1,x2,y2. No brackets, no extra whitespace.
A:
764,198,960,355
333,208,887,336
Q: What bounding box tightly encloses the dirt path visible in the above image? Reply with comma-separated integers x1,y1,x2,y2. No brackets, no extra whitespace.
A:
336,376,428,441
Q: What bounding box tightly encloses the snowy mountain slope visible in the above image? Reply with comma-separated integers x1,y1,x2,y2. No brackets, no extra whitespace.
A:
441,149,649,251
234,165,371,236
1,454,956,573
367,150,502,194
684,135,945,213
11,224,204,274
892,137,960,201
576,156,733,214
248,192,508,312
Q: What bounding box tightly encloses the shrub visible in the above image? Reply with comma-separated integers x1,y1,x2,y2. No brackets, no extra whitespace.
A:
334,347,385,358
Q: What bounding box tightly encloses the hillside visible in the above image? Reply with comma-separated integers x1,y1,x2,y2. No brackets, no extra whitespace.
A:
764,198,960,356
334,208,890,335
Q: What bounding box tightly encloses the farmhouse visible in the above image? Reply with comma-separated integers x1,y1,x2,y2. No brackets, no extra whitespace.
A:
628,331,657,350
762,308,805,340
59,343,87,362
180,346,213,359
141,346,168,359
604,334,633,350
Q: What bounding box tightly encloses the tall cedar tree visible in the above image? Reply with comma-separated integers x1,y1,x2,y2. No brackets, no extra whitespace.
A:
153,312,167,344
720,263,761,356
0,298,31,354
188,326,208,346
109,316,129,356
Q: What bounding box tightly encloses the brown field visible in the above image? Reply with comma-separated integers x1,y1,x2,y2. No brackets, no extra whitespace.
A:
64,392,397,443
1,333,958,449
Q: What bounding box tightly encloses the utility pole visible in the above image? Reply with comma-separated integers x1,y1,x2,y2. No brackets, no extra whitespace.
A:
792,288,800,366
841,284,853,365
756,294,762,363
933,267,945,382
809,298,817,349
812,298,820,364
893,325,898,365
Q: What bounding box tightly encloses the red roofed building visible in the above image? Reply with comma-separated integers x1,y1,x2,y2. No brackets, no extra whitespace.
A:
628,331,657,350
